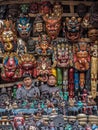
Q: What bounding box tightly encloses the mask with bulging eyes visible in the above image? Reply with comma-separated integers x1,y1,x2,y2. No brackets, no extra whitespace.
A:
17,17,32,40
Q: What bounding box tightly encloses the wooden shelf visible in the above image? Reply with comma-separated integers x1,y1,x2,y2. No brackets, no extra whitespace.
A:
0,81,22,88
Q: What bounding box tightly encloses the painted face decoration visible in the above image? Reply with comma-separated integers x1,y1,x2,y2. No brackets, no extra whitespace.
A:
74,38,90,71
1,53,22,81
30,2,39,14
0,20,17,52
64,17,81,43
36,56,52,82
33,14,45,37
20,53,36,77
35,33,53,55
53,40,69,68
20,4,29,15
17,17,32,40
39,1,52,15
88,28,98,43
43,4,62,40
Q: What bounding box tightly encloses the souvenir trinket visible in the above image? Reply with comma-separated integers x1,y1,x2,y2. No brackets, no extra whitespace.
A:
74,38,91,90
68,68,74,98
90,3,98,28
36,56,52,82
30,2,39,14
20,53,37,77
0,20,17,52
17,16,32,40
20,4,29,15
27,38,36,54
64,17,81,43
76,3,87,18
39,1,52,15
43,6,62,40
17,38,27,56
35,33,53,55
90,41,98,98
33,14,45,37
1,53,22,81
14,114,25,130
88,28,98,43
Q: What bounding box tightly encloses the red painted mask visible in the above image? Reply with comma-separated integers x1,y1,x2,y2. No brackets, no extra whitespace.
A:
43,6,62,40
1,53,22,81
20,54,37,77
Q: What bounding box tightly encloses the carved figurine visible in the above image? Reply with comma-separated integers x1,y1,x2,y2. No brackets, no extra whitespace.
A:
0,20,17,52
20,53,37,77
74,38,91,90
1,53,22,81
17,16,32,40
88,28,98,98
68,68,74,98
43,5,62,40
17,38,27,56
36,56,52,82
63,17,82,43
35,33,53,55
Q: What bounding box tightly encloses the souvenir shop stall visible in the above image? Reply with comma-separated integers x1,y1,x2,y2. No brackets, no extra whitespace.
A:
0,0,98,129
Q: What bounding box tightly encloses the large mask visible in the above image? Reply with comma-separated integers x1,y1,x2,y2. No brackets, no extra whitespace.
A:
37,56,52,82
74,38,90,71
20,53,36,77
17,16,32,40
53,39,69,68
1,53,22,81
0,20,17,52
74,38,91,89
64,17,81,43
43,8,62,40
35,33,53,55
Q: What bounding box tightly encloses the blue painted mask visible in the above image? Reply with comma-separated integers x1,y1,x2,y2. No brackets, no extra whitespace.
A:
17,17,32,39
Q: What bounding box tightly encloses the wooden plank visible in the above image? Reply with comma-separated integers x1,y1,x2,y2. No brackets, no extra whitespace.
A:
0,81,23,88
0,0,40,5
29,13,78,17
0,0,94,6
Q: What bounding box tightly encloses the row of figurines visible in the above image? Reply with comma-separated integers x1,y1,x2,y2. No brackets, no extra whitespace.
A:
0,85,97,116
0,114,98,130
